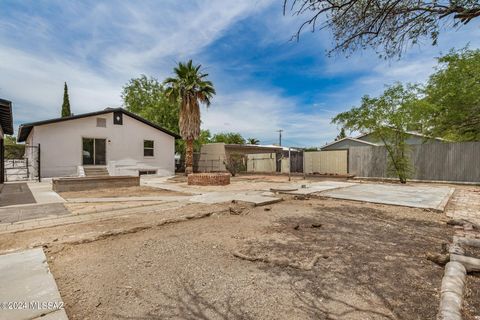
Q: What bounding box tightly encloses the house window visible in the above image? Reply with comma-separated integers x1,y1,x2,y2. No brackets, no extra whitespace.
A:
96,118,106,127
144,140,154,157
139,170,157,176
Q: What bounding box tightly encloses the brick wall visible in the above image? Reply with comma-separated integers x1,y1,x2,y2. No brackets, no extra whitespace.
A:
187,173,230,186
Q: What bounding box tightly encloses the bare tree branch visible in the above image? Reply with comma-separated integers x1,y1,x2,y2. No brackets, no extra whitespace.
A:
284,0,480,58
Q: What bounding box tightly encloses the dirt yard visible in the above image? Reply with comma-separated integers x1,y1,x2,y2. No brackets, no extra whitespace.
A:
40,197,460,320
59,185,191,199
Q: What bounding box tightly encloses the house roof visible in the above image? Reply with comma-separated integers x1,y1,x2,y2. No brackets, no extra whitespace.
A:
0,99,14,135
355,130,447,141
17,107,181,142
321,137,379,150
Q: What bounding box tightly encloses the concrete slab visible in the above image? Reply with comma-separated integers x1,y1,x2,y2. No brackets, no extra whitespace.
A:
0,248,68,320
189,192,281,206
140,176,203,195
27,182,65,204
321,183,454,211
0,183,36,207
0,203,70,224
280,181,357,195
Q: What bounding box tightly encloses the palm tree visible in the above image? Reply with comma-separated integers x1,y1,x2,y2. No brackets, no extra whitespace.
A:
164,60,216,174
247,138,259,145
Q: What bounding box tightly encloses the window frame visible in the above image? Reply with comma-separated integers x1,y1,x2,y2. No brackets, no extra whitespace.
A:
143,140,154,157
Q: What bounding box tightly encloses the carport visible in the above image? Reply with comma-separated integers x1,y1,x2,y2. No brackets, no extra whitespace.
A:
0,99,14,184
196,143,285,173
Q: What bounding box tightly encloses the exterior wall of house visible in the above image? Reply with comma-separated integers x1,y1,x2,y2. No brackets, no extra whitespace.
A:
357,133,441,145
26,113,175,178
321,139,371,151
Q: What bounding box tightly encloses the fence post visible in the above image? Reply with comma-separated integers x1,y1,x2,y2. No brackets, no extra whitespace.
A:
288,147,291,181
26,157,29,179
37,144,41,182
303,149,306,179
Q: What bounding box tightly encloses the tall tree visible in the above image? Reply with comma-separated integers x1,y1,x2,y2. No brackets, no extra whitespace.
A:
332,83,419,183
335,128,346,140
285,0,479,58
122,75,179,133
212,132,246,144
61,82,71,117
247,137,260,145
164,60,216,174
419,48,480,141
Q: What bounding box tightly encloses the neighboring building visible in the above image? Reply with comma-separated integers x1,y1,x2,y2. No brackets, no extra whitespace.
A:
321,131,445,151
0,99,14,184
17,108,180,178
321,137,378,151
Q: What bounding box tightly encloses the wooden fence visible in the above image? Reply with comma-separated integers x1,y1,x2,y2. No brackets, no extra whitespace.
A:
304,150,348,175
349,142,480,183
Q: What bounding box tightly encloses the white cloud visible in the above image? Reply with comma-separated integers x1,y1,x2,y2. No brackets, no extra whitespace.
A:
0,46,121,125
202,90,337,147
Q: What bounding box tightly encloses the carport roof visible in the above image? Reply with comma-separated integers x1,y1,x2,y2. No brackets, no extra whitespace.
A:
0,99,13,135
224,144,284,154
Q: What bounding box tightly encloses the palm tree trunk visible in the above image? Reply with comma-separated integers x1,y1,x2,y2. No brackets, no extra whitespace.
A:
185,139,194,175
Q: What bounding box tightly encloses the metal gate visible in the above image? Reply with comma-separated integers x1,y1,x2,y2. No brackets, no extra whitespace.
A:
3,144,40,182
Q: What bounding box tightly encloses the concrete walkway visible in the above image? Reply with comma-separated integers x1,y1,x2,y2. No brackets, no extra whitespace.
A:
0,183,36,207
0,203,70,224
0,201,187,234
27,181,65,205
0,248,68,320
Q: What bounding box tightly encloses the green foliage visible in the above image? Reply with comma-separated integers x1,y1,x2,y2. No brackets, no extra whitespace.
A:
247,138,260,145
224,152,246,177
4,135,17,145
122,75,184,153
3,136,25,159
122,75,179,133
335,128,346,140
61,82,71,117
332,83,417,183
176,129,211,156
211,132,245,144
419,48,480,141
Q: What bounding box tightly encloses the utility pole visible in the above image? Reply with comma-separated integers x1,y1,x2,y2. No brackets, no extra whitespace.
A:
276,129,283,146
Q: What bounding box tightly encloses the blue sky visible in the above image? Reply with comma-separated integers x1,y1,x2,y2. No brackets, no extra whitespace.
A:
0,0,478,147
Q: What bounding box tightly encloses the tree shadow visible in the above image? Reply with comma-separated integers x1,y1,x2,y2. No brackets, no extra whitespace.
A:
111,280,254,320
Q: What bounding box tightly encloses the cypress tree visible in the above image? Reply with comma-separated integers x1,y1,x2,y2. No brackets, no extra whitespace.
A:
61,82,71,117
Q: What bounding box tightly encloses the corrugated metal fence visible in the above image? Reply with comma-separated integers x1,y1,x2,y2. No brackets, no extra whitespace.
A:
349,142,480,183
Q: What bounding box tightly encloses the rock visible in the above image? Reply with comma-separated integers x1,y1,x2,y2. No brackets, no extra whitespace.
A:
264,207,271,211
293,224,300,230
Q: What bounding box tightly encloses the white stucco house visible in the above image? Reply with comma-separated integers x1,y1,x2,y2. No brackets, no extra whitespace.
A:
17,108,180,178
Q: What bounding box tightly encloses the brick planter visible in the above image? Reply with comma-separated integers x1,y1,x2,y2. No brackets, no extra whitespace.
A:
187,173,231,186
52,176,140,192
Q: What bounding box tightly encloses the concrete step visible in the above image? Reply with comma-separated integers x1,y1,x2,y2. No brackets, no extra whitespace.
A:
84,167,109,177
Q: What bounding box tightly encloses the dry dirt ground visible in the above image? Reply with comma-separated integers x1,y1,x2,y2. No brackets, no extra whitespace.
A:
59,185,191,199
32,197,464,320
